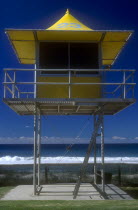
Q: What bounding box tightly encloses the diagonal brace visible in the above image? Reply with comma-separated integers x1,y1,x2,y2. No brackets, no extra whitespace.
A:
73,115,103,199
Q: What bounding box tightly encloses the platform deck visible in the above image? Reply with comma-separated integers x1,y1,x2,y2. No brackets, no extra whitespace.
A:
3,98,135,115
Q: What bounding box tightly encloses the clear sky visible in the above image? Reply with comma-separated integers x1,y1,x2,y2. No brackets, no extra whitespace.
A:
0,0,138,144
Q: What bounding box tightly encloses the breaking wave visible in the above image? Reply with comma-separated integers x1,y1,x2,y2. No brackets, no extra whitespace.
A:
0,156,138,165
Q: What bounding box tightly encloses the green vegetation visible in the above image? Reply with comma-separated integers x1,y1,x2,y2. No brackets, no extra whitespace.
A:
0,200,138,210
0,187,13,199
0,186,138,209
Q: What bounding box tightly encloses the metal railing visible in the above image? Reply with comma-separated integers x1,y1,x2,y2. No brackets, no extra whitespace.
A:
3,68,136,100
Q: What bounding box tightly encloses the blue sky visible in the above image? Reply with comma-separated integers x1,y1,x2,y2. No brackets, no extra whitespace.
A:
0,0,138,144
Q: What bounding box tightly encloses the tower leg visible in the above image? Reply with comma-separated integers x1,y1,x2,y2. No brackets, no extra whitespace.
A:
101,114,105,192
37,109,41,187
33,104,38,195
94,115,97,184
73,115,102,199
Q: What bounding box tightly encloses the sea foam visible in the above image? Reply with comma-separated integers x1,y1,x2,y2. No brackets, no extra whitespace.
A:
0,156,138,165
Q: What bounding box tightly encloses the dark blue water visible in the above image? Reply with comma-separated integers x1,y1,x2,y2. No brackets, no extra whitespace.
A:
0,144,138,157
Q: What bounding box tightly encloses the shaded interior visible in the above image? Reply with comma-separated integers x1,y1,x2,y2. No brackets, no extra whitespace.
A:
39,42,99,74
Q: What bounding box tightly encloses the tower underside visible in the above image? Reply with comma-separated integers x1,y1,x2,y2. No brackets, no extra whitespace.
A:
3,98,135,116
3,68,136,198
32,104,107,198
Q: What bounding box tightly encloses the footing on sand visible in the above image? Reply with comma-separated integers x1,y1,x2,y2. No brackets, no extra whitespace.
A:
1,184,134,200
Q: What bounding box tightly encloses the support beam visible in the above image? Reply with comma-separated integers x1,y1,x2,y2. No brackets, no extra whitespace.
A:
33,105,42,194
73,115,103,199
33,103,37,195
33,33,39,195
94,115,97,184
37,108,41,187
76,105,80,113
58,105,60,113
101,114,105,192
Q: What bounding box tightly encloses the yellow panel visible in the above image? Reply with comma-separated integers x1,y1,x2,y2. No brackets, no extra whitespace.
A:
7,30,34,40
37,31,102,41
102,42,125,60
37,76,101,98
12,41,35,60
104,31,131,42
102,60,113,65
37,77,68,98
72,77,101,98
6,28,132,65
47,9,92,31
20,59,35,64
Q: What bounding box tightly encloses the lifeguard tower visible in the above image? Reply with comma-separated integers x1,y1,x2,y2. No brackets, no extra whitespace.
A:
3,10,136,199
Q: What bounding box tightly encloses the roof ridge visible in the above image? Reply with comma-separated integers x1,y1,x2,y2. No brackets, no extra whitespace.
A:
46,10,92,31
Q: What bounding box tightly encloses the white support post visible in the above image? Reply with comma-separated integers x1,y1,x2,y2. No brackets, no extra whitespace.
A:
68,43,71,98
69,70,71,98
12,71,16,98
98,33,105,98
94,115,97,184
34,31,39,99
73,115,102,199
37,109,41,187
101,114,105,192
34,65,37,99
33,31,39,195
4,71,7,98
123,71,126,99
33,104,38,195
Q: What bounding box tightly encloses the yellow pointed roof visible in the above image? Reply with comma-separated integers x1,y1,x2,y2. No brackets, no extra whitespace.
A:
5,9,133,65
47,9,93,31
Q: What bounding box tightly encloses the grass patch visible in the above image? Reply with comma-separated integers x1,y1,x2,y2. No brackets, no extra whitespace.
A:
0,200,138,210
0,187,13,199
0,186,138,209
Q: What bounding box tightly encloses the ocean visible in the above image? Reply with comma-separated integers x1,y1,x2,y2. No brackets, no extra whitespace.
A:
0,143,138,165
